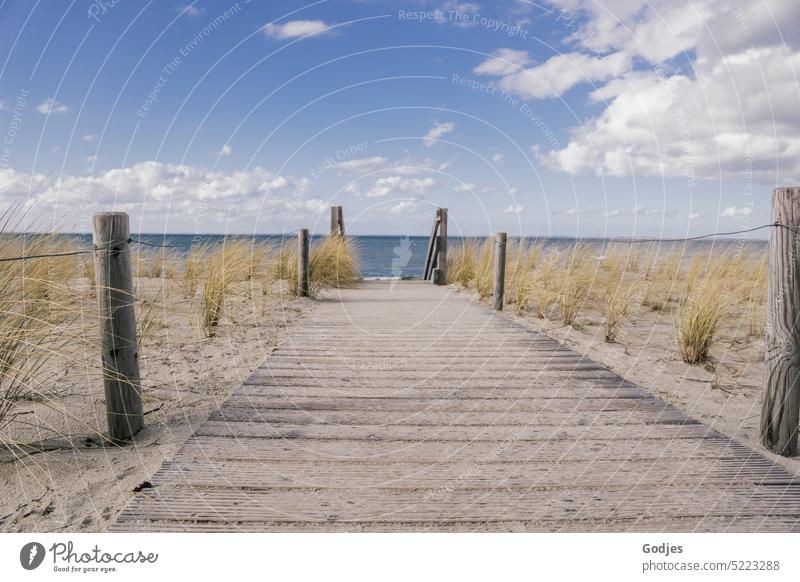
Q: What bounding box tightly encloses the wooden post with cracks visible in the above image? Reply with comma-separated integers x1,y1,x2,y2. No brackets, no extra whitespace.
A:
92,212,143,441
493,232,507,311
762,187,800,457
298,228,310,298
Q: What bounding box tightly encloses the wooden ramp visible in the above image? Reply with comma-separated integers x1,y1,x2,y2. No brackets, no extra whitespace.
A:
113,281,800,532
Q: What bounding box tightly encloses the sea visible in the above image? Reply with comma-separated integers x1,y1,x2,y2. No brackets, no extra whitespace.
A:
71,234,769,280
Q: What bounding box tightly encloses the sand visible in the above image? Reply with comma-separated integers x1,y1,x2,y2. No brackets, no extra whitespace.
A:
0,277,309,532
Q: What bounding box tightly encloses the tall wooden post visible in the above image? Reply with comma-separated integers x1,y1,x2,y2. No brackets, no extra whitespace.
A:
92,212,143,441
432,208,448,285
298,228,310,297
762,187,800,456
493,232,507,311
330,206,344,236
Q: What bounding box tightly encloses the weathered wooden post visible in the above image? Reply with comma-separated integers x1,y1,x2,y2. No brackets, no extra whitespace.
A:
330,205,344,236
298,228,310,297
762,187,800,456
92,212,143,441
493,232,507,311
432,208,448,285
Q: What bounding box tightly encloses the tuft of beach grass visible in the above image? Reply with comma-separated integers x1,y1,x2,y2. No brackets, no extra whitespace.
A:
284,235,360,299
557,245,593,326
675,275,728,364
447,239,480,287
0,232,82,433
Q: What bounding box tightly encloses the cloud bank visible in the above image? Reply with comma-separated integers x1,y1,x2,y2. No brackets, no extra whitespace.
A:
477,0,800,182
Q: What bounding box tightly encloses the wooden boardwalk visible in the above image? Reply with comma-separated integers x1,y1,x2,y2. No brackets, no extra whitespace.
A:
113,281,800,532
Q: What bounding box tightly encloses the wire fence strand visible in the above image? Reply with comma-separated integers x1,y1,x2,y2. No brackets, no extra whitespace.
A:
0,223,792,263
612,223,789,243
0,237,178,263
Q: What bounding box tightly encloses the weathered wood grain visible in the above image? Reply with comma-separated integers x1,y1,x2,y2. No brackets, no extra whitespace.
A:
297,228,309,297
112,281,800,532
330,205,344,236
493,232,507,310
762,187,800,456
92,211,143,441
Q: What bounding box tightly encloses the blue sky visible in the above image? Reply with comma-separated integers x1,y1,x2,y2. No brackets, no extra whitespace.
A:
0,0,796,237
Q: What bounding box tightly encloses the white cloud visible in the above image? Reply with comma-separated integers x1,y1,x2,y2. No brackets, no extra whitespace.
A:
263,20,331,40
514,0,800,182
721,206,753,219
86,155,97,163
631,205,661,216
36,98,68,115
688,212,702,219
179,4,204,16
473,48,531,76
603,209,621,217
551,206,595,216
439,1,480,14
300,198,328,214
454,182,475,193
423,122,455,147
435,1,481,26
0,168,48,195
504,204,524,214
390,199,424,215
491,152,505,163
334,156,387,172
1,162,324,226
365,176,435,198
82,133,98,142
475,49,631,99
387,164,432,175
218,144,233,156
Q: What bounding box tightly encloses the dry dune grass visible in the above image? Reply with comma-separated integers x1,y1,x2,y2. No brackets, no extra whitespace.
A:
447,238,479,288
198,239,277,337
556,244,594,326
474,239,494,299
284,235,360,298
601,253,635,343
0,233,85,436
448,238,768,365
0,231,359,446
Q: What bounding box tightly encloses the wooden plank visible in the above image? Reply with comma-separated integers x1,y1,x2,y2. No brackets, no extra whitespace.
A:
195,421,714,441
111,516,800,533
245,370,619,381
177,435,765,463
149,458,790,490
235,386,654,400
115,485,800,524
208,408,694,426
221,396,676,412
